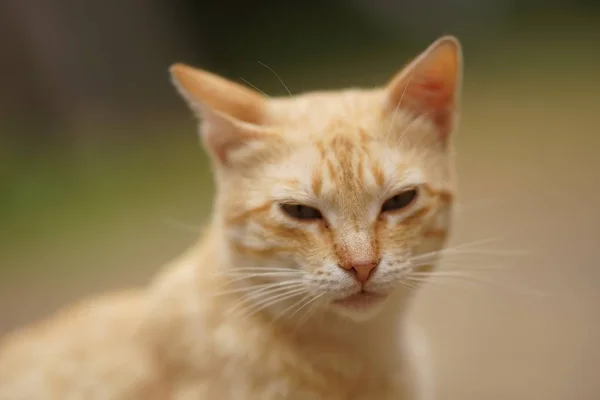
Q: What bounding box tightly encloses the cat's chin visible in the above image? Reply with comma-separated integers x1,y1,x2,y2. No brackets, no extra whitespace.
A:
329,291,388,321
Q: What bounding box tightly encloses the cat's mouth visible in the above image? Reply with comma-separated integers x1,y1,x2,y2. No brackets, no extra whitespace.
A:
332,290,386,308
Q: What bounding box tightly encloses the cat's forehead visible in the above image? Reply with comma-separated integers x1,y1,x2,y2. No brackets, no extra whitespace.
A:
266,89,384,136
266,129,419,207
259,88,448,204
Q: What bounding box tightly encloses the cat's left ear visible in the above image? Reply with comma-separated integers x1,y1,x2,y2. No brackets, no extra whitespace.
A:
170,63,273,166
386,36,462,141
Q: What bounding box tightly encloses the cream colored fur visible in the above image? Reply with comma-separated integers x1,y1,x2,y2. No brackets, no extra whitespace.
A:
0,36,462,400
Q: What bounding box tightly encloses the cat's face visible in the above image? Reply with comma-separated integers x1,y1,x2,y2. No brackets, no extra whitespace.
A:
172,36,461,321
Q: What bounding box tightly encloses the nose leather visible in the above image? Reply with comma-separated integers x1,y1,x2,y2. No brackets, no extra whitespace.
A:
340,261,378,283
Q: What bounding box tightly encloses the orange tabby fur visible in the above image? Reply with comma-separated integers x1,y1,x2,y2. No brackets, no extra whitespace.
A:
0,36,462,400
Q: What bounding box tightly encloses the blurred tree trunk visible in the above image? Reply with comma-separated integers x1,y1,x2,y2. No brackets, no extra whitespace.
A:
4,0,87,140
1,0,202,151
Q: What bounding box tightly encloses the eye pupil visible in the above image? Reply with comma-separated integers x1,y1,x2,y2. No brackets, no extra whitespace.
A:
381,189,418,213
281,204,323,220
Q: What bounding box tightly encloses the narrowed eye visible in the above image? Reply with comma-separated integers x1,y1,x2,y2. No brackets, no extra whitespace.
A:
381,188,418,213
280,204,323,220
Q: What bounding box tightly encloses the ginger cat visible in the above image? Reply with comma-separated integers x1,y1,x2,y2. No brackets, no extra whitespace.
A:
0,36,462,400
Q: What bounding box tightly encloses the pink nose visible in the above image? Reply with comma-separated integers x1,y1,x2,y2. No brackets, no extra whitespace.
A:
340,261,378,283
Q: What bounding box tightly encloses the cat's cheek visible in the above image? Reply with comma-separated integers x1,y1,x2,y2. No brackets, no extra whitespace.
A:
376,218,418,248
376,227,422,275
300,244,338,277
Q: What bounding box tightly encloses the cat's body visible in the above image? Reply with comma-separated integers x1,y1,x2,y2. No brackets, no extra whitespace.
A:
0,243,426,400
0,36,462,400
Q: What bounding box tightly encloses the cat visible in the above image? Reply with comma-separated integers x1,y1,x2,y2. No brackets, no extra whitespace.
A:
0,35,461,400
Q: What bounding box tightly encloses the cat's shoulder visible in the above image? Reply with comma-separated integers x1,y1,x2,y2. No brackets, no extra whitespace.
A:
1,290,144,350
0,290,164,399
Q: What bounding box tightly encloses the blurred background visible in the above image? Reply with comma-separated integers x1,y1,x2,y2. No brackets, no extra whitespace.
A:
1,0,599,398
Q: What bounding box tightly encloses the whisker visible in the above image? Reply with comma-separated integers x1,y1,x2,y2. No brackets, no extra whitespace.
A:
411,253,529,272
222,267,303,273
446,237,503,250
292,293,326,333
288,293,322,322
231,287,307,319
236,282,305,300
217,272,304,283
398,279,420,290
239,77,271,98
409,237,527,264
407,271,548,297
258,61,292,96
410,239,500,263
433,262,512,273
251,289,308,315
445,248,532,257
223,267,302,274
208,279,305,297
272,293,312,324
210,267,304,280
225,284,305,313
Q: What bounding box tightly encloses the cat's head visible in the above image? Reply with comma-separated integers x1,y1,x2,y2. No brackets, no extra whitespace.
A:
171,36,461,321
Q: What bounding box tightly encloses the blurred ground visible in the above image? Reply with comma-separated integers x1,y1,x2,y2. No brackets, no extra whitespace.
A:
1,33,599,399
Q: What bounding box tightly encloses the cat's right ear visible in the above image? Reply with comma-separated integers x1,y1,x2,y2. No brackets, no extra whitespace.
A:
169,64,272,165
385,36,462,142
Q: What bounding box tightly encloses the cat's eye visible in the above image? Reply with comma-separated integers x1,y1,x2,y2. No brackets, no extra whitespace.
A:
280,204,323,221
381,188,419,213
